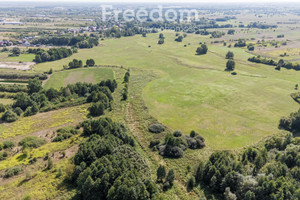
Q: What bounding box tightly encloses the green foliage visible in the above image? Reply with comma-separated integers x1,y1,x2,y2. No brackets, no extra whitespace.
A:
68,59,83,69
1,109,18,122
88,102,104,117
196,44,208,55
157,165,166,182
73,118,156,200
86,59,95,67
32,47,73,63
52,127,78,142
226,51,234,59
47,157,53,170
279,109,300,133
226,59,235,71
5,166,22,178
2,140,15,149
148,123,165,134
18,136,46,149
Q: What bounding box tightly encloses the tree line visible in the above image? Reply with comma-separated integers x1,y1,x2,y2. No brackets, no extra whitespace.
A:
1,78,117,123
248,56,300,71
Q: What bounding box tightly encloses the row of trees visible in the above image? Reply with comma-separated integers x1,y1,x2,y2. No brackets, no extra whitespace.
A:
248,56,300,71
32,47,73,63
1,78,117,122
31,35,99,49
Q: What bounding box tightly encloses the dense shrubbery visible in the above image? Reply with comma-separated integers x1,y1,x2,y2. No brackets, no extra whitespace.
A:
31,35,99,49
1,77,117,122
148,123,165,133
18,136,46,149
151,130,205,158
190,109,300,200
1,109,18,122
248,56,300,71
5,166,22,178
53,126,78,142
73,117,157,199
2,140,15,149
122,70,130,101
0,84,28,93
0,73,47,80
32,47,73,63
279,109,300,133
234,39,246,47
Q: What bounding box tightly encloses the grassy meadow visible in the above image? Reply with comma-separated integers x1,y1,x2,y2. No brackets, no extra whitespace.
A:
44,67,115,89
33,31,300,149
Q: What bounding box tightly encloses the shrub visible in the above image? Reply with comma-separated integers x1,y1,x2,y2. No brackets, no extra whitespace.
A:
88,102,105,116
148,123,165,133
0,104,6,112
0,151,8,161
1,110,18,122
187,176,196,190
19,136,46,149
173,131,182,137
2,140,15,149
149,140,160,148
53,127,78,142
5,166,22,178
13,107,23,116
196,44,208,55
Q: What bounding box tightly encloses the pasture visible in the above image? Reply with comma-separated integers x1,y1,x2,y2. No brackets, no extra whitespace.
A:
33,31,300,149
43,67,114,89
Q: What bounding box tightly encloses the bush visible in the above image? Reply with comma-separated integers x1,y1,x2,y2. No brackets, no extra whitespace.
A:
149,140,160,148
13,107,23,116
2,140,15,149
0,104,6,112
52,126,78,142
0,151,8,161
88,102,105,117
18,136,46,149
5,166,22,178
173,131,182,137
148,123,165,133
196,44,208,55
1,110,18,122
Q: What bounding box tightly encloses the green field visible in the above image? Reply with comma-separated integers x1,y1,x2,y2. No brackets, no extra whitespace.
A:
34,32,300,149
44,67,114,89
0,52,35,62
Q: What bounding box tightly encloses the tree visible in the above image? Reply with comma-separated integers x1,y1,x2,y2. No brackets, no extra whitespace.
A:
88,102,104,117
166,169,175,185
224,187,237,200
226,51,234,59
157,165,166,182
175,36,183,42
187,176,196,191
158,38,164,45
12,47,21,56
196,44,208,55
226,59,235,71
159,33,164,39
86,59,95,67
27,78,42,94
